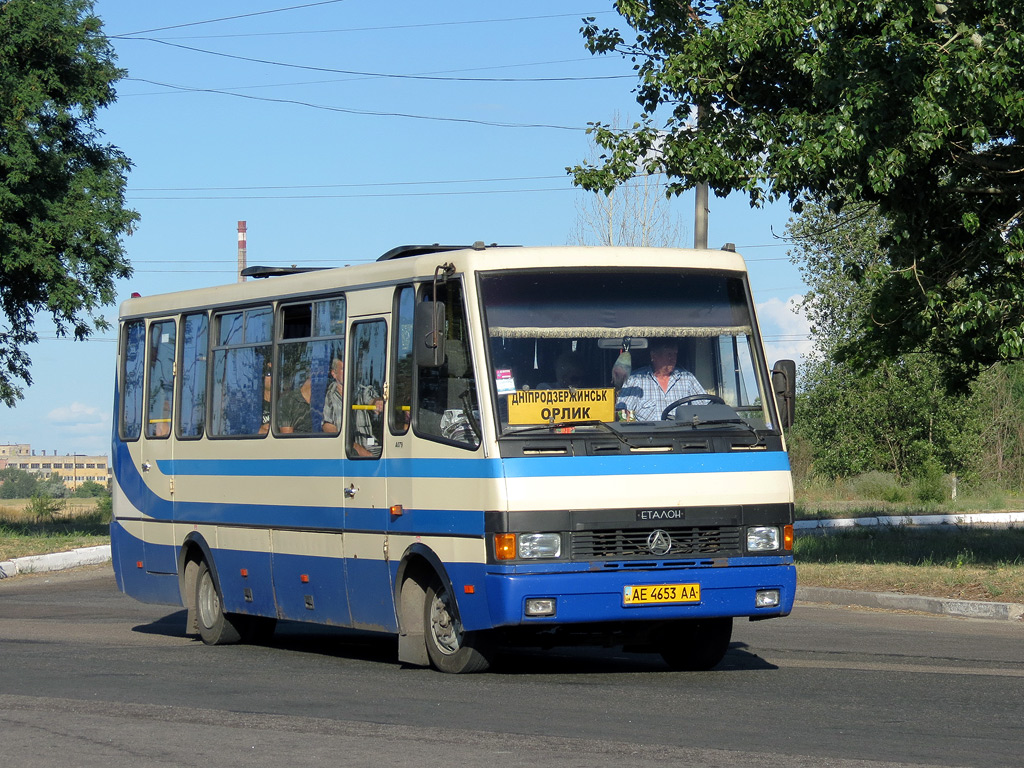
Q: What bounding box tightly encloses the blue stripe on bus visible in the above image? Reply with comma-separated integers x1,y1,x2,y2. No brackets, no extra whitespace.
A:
154,451,790,479
501,451,790,477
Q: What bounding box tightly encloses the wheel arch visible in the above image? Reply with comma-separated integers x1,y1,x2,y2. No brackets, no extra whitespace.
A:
394,542,457,666
177,532,217,637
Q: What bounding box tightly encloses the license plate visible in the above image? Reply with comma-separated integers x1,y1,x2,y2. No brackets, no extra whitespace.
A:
623,583,701,605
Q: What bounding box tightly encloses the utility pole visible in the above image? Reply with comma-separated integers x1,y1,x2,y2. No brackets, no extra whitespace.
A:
694,106,709,249
694,182,708,249
237,220,247,282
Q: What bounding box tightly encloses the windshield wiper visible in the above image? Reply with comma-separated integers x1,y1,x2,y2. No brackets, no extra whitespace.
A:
503,420,636,447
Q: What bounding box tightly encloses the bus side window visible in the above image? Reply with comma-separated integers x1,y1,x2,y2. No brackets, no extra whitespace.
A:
347,320,386,458
179,312,209,439
415,282,480,449
276,297,346,436
145,319,176,438
390,286,414,435
120,320,146,441
210,307,272,437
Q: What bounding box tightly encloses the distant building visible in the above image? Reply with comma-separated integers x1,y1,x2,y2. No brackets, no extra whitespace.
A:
0,444,111,491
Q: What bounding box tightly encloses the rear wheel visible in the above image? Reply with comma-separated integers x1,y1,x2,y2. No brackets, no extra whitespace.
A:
657,617,733,671
195,560,243,645
423,578,491,674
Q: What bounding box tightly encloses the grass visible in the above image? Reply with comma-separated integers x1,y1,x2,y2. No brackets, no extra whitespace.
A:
795,526,1024,603
794,473,1024,520
0,498,110,561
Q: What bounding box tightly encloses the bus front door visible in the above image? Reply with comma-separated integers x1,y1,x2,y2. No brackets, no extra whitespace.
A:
343,317,398,632
140,318,178,574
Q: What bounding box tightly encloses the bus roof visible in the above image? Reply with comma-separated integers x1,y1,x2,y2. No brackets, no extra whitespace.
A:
118,244,749,319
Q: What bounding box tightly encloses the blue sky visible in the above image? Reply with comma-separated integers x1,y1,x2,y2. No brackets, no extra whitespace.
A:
1,1,810,457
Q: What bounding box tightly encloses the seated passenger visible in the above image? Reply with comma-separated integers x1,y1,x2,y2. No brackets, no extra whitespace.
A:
322,355,382,456
616,337,705,421
278,373,313,434
321,355,345,434
539,351,586,389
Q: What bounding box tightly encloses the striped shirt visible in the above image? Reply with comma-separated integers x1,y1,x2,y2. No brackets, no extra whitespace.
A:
615,366,706,421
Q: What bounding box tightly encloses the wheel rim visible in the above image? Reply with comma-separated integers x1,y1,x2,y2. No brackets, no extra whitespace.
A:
198,569,219,629
428,586,462,656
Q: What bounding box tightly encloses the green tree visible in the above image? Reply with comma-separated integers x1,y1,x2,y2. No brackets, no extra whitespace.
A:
0,0,137,406
572,1,1024,386
969,362,1024,489
72,478,106,497
37,470,69,498
789,201,980,481
0,466,38,497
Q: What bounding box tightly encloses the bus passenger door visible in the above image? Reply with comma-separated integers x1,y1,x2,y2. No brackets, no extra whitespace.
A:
140,318,178,574
343,317,397,632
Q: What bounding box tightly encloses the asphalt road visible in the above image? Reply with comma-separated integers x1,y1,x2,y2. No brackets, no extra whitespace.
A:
1,566,1022,768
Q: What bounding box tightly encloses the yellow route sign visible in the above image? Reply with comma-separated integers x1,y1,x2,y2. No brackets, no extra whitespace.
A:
507,388,616,425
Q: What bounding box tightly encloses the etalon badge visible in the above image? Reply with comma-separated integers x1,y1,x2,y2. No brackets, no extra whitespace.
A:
647,529,673,556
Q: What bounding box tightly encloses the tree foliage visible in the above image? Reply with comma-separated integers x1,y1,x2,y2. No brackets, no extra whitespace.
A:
72,478,106,497
0,466,38,498
789,202,981,481
572,1,1024,386
0,0,137,406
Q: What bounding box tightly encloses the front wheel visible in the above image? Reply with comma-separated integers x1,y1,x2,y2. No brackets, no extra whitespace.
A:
423,578,491,674
195,560,244,645
657,617,733,671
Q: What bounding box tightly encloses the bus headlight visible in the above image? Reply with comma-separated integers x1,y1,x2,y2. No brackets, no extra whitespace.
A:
518,533,562,559
746,526,780,552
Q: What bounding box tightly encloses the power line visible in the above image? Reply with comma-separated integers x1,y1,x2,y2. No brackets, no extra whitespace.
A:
121,59,612,97
129,174,566,192
136,11,614,41
124,79,583,130
120,39,632,83
113,0,350,37
127,185,576,201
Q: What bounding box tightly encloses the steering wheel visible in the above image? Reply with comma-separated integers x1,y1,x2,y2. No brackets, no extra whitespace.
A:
661,393,726,420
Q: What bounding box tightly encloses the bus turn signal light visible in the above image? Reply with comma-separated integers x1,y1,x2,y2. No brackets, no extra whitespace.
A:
784,525,794,551
495,534,516,560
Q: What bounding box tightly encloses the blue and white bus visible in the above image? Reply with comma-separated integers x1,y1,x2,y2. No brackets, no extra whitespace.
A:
111,243,797,673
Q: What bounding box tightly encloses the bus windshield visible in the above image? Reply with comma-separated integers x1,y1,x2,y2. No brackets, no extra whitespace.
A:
479,269,774,434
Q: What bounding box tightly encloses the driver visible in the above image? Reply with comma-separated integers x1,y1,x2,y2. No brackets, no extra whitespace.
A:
616,337,706,421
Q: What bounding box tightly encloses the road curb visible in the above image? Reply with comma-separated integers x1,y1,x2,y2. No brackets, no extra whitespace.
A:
797,586,1024,622
0,545,111,579
794,511,1024,530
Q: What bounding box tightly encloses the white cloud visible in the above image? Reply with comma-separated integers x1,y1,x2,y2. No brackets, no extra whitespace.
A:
47,402,106,427
756,294,815,365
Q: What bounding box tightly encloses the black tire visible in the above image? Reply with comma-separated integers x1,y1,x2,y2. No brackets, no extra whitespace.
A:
194,560,243,645
423,578,491,674
657,617,733,671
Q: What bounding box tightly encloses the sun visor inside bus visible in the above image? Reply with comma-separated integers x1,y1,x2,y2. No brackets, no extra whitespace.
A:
480,271,753,338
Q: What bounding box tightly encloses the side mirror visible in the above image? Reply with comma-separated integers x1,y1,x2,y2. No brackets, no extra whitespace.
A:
414,300,446,368
771,359,796,429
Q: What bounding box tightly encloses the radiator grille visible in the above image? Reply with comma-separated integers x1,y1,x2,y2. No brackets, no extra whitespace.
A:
571,526,742,560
